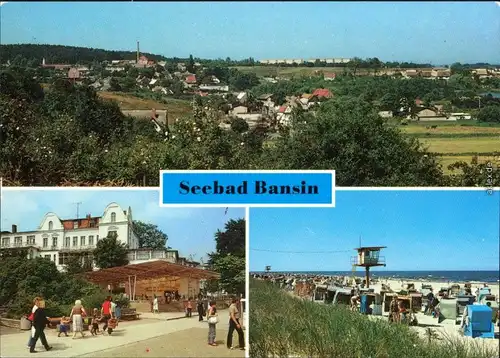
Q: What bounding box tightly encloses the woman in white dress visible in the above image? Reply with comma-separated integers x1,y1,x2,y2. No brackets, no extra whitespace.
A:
70,300,87,339
153,296,159,314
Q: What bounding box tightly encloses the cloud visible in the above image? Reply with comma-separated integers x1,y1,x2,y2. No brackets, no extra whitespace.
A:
0,2,7,7
304,226,316,236
496,1,500,6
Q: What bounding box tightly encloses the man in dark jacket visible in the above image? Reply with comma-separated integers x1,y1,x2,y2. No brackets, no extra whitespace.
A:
30,300,52,353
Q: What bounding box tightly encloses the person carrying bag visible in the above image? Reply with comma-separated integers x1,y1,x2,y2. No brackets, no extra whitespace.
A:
206,301,218,346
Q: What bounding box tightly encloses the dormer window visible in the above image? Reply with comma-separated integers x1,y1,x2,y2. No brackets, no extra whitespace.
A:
111,212,116,223
48,221,53,230
74,221,79,229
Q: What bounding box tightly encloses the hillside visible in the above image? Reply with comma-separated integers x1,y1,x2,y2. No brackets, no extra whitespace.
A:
0,44,167,64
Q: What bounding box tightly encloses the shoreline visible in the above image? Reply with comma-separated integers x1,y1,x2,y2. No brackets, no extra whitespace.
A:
251,271,500,284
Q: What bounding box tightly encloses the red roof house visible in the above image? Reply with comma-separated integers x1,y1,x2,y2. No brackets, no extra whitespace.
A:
415,98,423,106
312,88,333,98
185,75,197,84
324,72,336,80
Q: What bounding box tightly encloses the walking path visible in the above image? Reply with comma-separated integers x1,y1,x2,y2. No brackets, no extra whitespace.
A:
0,309,244,357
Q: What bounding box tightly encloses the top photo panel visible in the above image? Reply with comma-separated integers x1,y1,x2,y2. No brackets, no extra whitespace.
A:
1,1,499,187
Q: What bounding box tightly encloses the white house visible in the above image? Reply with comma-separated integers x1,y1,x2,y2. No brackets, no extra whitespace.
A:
0,203,139,271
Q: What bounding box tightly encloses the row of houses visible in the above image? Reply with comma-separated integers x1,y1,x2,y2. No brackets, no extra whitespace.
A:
402,68,451,79
259,58,352,65
228,88,334,126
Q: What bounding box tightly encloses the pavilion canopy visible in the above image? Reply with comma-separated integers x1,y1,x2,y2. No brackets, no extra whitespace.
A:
82,260,219,284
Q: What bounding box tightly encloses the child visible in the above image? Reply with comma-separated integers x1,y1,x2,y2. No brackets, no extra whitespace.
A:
57,316,70,337
106,317,117,335
90,308,100,336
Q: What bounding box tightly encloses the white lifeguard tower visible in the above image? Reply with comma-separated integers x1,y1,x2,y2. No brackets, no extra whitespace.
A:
351,246,386,288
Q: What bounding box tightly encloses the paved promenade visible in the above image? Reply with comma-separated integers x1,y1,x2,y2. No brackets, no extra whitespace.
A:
0,309,245,357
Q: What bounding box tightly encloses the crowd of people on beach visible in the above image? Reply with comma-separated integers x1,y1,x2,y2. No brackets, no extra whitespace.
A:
26,295,121,353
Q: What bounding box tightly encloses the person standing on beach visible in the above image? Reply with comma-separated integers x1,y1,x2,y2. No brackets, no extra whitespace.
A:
389,296,399,323
425,289,434,315
226,298,245,350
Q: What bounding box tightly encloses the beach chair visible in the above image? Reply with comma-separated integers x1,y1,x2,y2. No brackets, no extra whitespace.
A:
463,305,495,339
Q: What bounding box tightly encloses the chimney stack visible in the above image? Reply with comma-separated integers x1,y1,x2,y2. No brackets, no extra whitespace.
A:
12,224,17,233
136,41,140,64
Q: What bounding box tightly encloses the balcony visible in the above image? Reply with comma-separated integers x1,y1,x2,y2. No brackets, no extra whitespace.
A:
1,242,40,249
60,245,95,252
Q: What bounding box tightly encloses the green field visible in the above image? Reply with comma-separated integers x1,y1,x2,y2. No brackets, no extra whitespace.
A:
250,280,498,358
98,91,192,121
391,121,500,172
232,66,348,78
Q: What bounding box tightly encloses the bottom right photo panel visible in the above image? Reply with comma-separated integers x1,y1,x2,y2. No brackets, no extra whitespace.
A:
248,189,499,358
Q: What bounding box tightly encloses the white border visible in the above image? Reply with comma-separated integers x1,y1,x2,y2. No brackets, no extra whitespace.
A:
158,170,336,208
244,206,250,358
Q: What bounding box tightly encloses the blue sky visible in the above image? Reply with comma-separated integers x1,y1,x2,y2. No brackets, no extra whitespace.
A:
249,190,500,272
0,189,245,263
1,2,500,64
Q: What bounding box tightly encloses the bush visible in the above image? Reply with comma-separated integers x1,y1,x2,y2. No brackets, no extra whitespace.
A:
0,256,109,319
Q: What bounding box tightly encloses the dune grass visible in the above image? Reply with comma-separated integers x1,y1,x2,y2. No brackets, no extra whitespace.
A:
249,279,498,358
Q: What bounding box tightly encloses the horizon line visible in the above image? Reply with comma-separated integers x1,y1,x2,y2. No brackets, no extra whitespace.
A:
2,42,500,66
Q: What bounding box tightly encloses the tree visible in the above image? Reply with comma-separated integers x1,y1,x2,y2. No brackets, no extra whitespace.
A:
447,155,500,186
133,220,168,249
261,98,445,186
93,233,129,269
231,118,249,134
65,254,86,275
0,256,103,318
187,54,195,73
208,218,245,295
476,106,500,123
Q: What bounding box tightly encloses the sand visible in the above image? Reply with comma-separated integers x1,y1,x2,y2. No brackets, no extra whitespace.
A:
370,278,499,298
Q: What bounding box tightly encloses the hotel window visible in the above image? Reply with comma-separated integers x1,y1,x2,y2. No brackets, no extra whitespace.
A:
44,255,50,260
89,235,94,246
53,254,56,262
64,237,70,247
52,237,58,248
14,236,22,247
43,238,48,247
48,221,53,230
80,236,86,246
1,237,10,247
96,235,100,243
74,221,79,229
108,231,117,239
27,235,35,245
111,212,116,223
58,252,72,265
73,237,78,246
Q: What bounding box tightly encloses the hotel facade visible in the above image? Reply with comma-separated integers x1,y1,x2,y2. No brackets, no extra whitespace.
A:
0,202,185,271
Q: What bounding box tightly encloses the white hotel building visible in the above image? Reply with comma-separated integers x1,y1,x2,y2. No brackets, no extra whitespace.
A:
0,202,185,271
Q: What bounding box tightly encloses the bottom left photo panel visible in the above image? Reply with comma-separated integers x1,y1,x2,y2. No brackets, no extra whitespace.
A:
0,188,247,358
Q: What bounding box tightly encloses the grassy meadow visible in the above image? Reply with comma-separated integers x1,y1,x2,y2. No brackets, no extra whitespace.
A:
98,91,192,120
249,279,498,358
398,121,500,173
